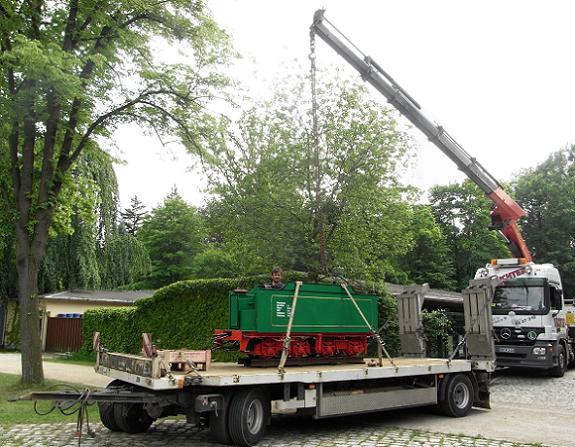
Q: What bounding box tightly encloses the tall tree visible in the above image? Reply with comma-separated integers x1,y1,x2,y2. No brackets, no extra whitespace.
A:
513,146,575,299
121,196,147,236
138,189,206,287
0,1,231,383
400,205,456,290
201,76,414,280
430,180,510,289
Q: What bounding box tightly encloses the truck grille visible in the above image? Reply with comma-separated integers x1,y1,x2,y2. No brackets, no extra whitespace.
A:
494,327,544,346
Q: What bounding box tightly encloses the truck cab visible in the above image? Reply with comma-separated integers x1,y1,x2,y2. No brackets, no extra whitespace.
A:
475,258,573,376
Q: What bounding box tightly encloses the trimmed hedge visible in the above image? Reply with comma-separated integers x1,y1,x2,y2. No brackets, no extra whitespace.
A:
82,273,307,360
83,274,453,360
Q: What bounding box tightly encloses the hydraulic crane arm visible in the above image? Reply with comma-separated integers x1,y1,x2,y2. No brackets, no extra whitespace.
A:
310,9,531,261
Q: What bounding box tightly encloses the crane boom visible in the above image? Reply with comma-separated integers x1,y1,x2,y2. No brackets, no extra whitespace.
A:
311,9,531,261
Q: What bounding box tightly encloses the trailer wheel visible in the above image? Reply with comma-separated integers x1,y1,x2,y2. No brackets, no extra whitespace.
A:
208,391,233,444
112,383,155,434
550,345,567,378
98,380,125,432
113,401,154,433
439,374,474,417
228,388,270,446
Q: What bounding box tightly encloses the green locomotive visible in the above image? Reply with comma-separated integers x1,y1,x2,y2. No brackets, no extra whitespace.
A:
214,282,379,359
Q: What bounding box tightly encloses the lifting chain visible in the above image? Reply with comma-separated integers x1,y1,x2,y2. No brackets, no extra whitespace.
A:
309,30,319,159
309,29,327,271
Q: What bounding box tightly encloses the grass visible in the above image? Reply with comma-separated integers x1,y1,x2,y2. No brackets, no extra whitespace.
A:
0,372,100,428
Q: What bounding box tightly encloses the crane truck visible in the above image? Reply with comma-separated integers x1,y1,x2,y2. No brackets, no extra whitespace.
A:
309,9,575,376
14,11,568,447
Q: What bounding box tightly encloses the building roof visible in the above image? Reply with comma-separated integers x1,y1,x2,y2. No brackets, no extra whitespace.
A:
41,290,155,304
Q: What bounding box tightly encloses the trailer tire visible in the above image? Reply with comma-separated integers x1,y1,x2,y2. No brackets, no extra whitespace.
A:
439,374,474,417
113,401,154,433
99,402,120,431
98,380,125,432
550,344,567,378
228,388,269,446
208,391,234,444
111,383,155,434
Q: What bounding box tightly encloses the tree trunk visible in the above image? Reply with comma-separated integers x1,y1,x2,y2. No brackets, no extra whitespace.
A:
15,228,44,384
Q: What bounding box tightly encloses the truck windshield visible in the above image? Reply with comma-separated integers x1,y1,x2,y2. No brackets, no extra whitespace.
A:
493,278,549,315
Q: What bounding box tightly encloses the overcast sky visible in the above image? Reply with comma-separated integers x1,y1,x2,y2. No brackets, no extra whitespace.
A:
114,0,575,211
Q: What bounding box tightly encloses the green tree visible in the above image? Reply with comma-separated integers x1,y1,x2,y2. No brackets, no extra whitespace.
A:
39,148,117,291
190,247,238,279
0,1,231,383
121,196,147,236
430,180,510,289
400,205,456,290
138,190,206,287
513,146,575,299
201,76,414,281
98,233,150,289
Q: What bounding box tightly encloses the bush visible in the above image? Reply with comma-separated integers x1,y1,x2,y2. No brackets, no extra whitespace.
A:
82,307,140,354
422,309,455,358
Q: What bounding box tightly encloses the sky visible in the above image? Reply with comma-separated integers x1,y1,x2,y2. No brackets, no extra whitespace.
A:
114,0,575,212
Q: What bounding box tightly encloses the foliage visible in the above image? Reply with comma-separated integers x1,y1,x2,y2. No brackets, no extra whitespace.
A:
430,180,510,289
98,233,151,289
82,307,140,354
400,205,456,290
38,149,149,292
513,146,575,299
190,247,239,279
0,144,16,302
138,189,206,287
422,309,454,358
121,195,147,236
201,75,414,281
375,288,401,356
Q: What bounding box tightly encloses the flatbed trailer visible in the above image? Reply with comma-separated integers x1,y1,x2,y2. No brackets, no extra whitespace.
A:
20,280,496,447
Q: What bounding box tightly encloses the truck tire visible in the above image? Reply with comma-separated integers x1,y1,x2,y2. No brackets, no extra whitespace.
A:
550,345,567,378
228,388,270,446
98,379,125,432
439,374,474,417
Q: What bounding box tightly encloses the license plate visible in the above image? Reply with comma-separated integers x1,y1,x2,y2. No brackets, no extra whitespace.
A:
496,347,516,354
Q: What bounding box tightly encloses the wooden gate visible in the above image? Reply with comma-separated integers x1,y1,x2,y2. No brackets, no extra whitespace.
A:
45,317,83,352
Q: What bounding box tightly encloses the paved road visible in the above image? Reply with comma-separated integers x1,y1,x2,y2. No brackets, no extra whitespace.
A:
1,353,573,446
0,417,544,447
0,353,109,388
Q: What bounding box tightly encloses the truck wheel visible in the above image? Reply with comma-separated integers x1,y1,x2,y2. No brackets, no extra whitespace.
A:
568,345,575,367
550,345,567,378
228,388,270,446
98,379,125,432
439,374,474,417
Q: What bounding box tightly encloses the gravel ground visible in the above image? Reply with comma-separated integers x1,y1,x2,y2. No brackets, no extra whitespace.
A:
1,354,573,446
